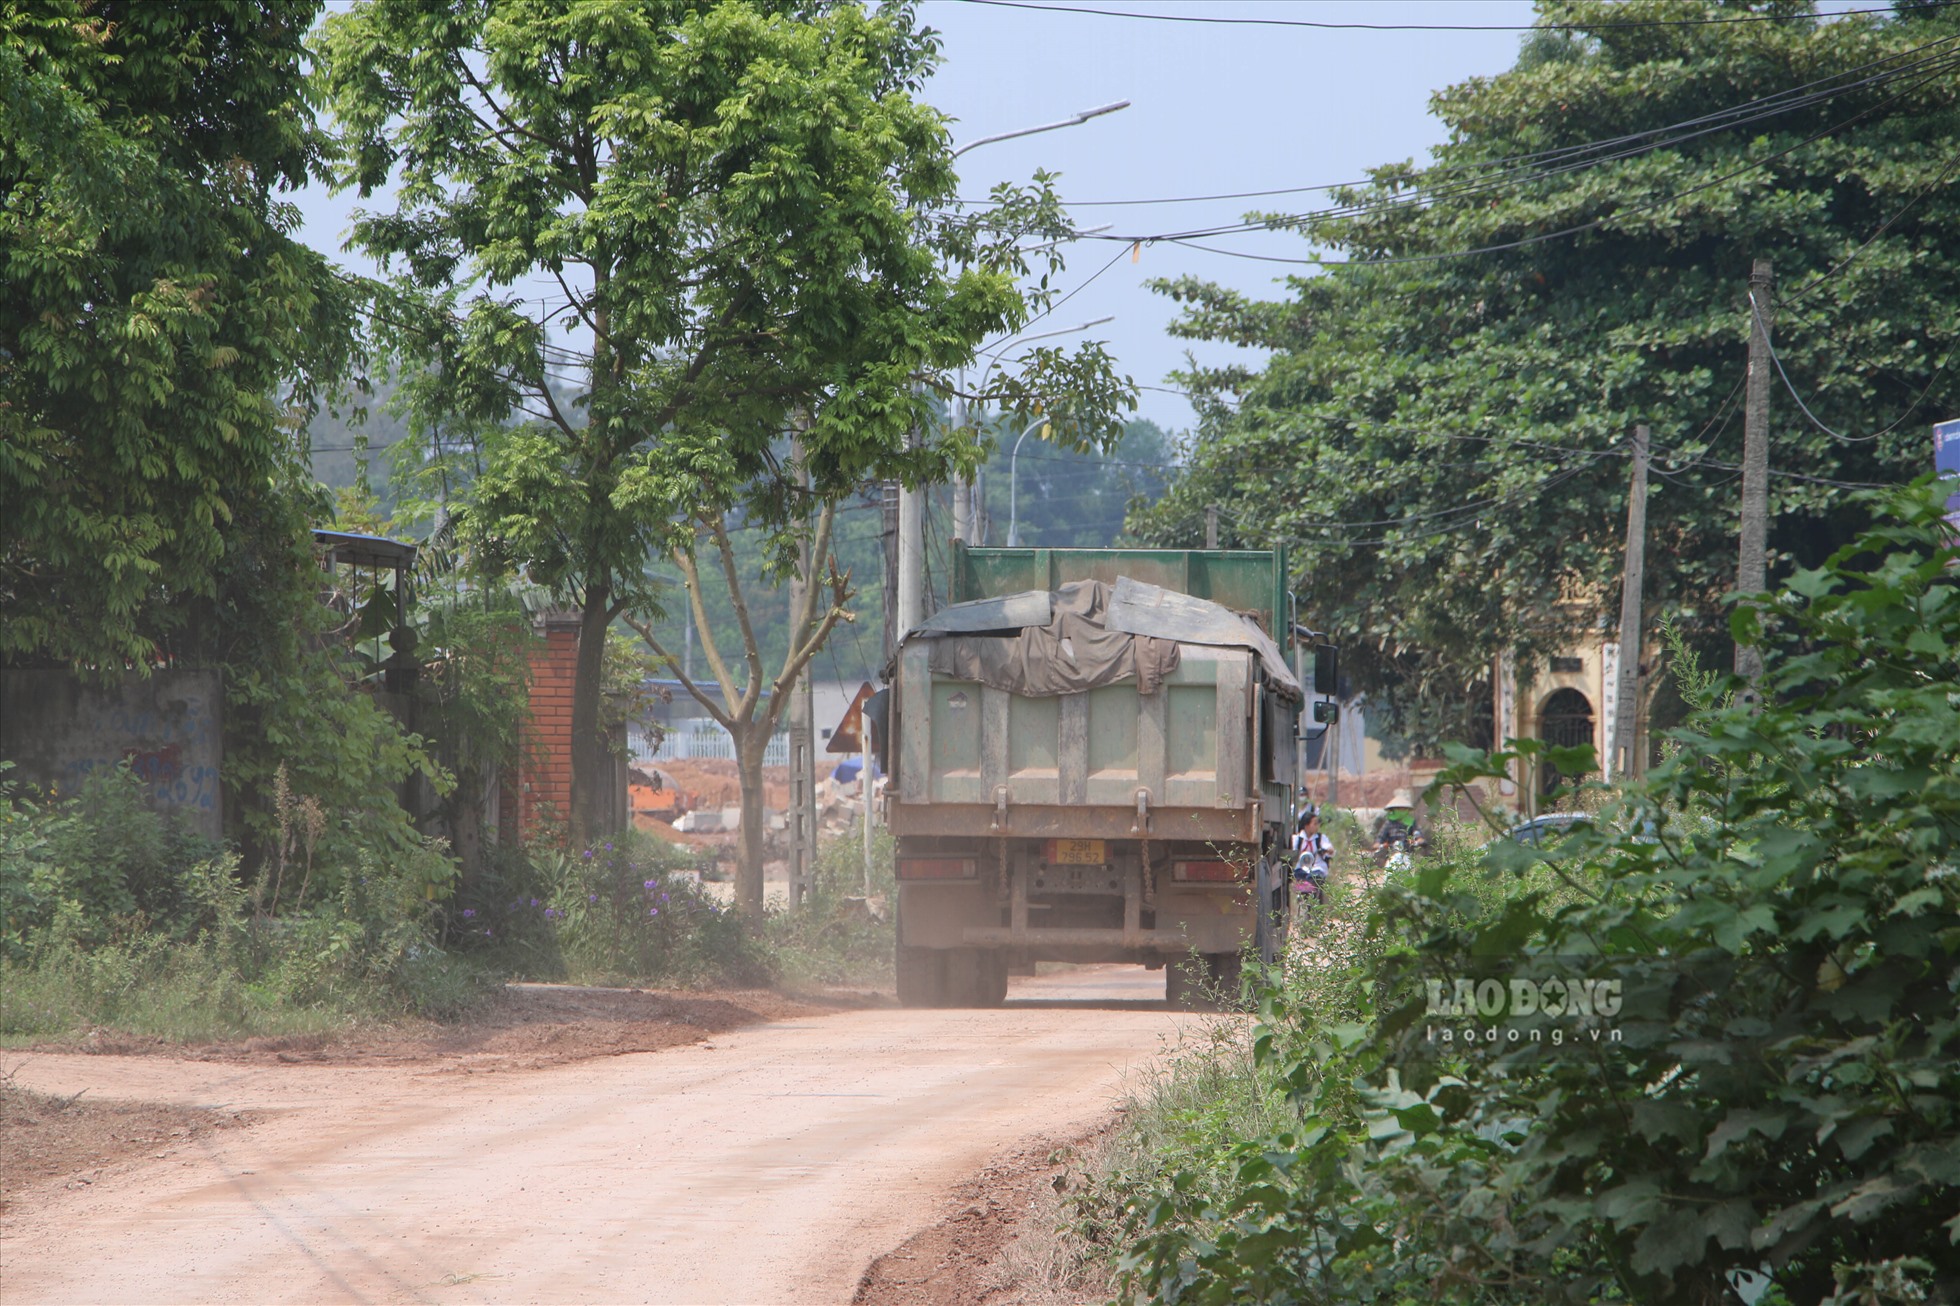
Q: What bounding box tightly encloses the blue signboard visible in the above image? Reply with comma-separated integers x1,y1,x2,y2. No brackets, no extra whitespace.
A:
1940,418,1960,533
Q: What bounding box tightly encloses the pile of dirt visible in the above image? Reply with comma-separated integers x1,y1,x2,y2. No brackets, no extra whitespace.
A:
0,1077,254,1217
30,983,880,1075
854,1124,1118,1306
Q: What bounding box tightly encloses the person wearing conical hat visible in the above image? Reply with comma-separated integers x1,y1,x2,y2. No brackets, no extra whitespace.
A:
1371,788,1425,855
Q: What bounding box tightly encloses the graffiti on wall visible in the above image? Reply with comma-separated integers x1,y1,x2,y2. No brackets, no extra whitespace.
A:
0,670,223,838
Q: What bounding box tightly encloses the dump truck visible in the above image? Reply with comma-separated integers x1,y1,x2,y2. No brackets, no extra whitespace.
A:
873,545,1308,1009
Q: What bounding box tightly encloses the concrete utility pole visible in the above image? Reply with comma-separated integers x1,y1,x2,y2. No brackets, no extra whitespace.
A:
1737,258,1774,687
880,481,899,663
897,433,926,636
787,427,817,908
1205,504,1219,549
1612,424,1650,782
951,479,972,547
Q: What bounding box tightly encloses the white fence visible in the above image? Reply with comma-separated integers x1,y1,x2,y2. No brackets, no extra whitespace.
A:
631,725,789,768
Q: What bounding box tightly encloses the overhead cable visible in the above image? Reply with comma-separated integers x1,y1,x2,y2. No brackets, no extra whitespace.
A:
946,0,1941,33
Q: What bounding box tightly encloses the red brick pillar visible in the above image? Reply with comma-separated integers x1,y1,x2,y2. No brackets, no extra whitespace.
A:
516,610,582,843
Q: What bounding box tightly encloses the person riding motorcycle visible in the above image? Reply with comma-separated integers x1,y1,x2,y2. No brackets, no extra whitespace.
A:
1371,790,1427,864
1291,805,1333,919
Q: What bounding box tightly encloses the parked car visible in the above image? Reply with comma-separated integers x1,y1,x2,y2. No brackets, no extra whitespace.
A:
1504,812,1591,849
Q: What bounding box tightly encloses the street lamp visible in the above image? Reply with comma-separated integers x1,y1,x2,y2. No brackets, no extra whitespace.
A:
952,101,1130,159
956,315,1113,547
1008,414,1052,548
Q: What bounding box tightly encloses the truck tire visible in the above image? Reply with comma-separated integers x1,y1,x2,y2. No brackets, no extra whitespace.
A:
1207,951,1245,1009
896,946,943,1007
1168,953,1244,1012
1167,956,1208,1011
941,948,1007,1007
977,950,1009,1007
1253,856,1285,968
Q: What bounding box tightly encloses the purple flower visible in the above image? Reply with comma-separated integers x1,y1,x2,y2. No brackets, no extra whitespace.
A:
484,927,494,937
643,879,657,890
604,842,614,852
461,908,476,919
582,850,593,860
648,907,660,917
529,897,539,907
588,893,598,903
660,893,669,902
544,907,560,919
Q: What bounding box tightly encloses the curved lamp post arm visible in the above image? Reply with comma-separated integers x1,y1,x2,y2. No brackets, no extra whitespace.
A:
953,101,1130,159
1007,415,1049,548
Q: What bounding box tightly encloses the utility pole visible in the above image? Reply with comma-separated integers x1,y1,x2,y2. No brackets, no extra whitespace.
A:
880,480,899,664
1612,424,1650,782
787,426,817,909
1205,504,1219,549
1736,258,1774,687
897,432,926,636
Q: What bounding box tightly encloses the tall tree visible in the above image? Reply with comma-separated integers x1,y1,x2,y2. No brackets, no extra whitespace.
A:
1133,0,1959,748
1,0,353,670
320,0,1129,911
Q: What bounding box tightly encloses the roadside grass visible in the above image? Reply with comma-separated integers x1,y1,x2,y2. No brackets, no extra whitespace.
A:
1011,812,1387,1298
2,765,894,1047
762,816,895,992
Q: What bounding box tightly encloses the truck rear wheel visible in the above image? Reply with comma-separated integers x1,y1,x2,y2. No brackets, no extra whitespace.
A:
896,945,943,1007
976,950,1008,1007
1167,953,1245,1012
941,948,1008,1008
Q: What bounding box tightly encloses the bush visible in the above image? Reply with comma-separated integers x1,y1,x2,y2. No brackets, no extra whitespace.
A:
0,760,480,1040
764,816,897,990
1090,480,1960,1303
437,829,770,989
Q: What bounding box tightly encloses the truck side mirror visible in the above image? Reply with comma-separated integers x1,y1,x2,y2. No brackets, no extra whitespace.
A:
1313,700,1340,725
1313,643,1339,697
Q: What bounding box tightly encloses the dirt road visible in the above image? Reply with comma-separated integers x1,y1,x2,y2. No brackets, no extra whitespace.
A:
2,966,1189,1305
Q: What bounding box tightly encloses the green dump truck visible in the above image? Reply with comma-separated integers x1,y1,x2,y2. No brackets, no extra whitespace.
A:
880,544,1304,1008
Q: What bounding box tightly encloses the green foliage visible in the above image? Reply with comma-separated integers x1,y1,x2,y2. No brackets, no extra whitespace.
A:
442,831,770,989
764,817,897,990
317,0,1133,844
0,763,221,957
1091,480,1960,1302
0,762,481,1040
1132,0,1960,749
0,0,356,671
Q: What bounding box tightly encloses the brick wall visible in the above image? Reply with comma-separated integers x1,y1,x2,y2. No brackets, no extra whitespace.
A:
515,611,583,842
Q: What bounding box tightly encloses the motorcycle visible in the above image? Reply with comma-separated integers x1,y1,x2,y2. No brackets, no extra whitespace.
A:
1291,850,1329,925
1373,833,1423,874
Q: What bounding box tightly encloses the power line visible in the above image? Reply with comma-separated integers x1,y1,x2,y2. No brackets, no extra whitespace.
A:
946,0,1937,32
1109,53,1959,267
1784,146,1960,303
956,34,1957,213
1751,292,1957,445
1087,36,1960,246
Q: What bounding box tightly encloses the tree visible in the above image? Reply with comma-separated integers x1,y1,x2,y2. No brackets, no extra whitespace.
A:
0,2,449,880
1131,0,1960,750
1,0,354,670
320,0,1130,915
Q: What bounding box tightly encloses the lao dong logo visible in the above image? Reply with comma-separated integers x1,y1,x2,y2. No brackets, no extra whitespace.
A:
1423,974,1624,1048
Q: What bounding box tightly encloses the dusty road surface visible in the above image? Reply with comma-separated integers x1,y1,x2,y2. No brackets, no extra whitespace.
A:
2,966,1189,1305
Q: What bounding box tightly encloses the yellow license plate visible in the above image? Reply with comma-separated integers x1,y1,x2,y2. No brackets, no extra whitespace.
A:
1048,838,1105,865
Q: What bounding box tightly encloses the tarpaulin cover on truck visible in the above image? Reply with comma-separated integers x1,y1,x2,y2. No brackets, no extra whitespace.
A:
907,577,1302,701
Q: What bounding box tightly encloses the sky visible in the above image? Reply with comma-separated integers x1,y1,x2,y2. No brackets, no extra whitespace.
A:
290,0,1541,437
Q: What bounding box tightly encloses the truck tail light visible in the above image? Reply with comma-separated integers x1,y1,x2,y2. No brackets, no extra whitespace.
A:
1172,860,1243,883
897,857,977,881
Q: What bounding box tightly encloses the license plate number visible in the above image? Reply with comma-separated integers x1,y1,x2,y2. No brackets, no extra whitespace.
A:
1048,838,1105,865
